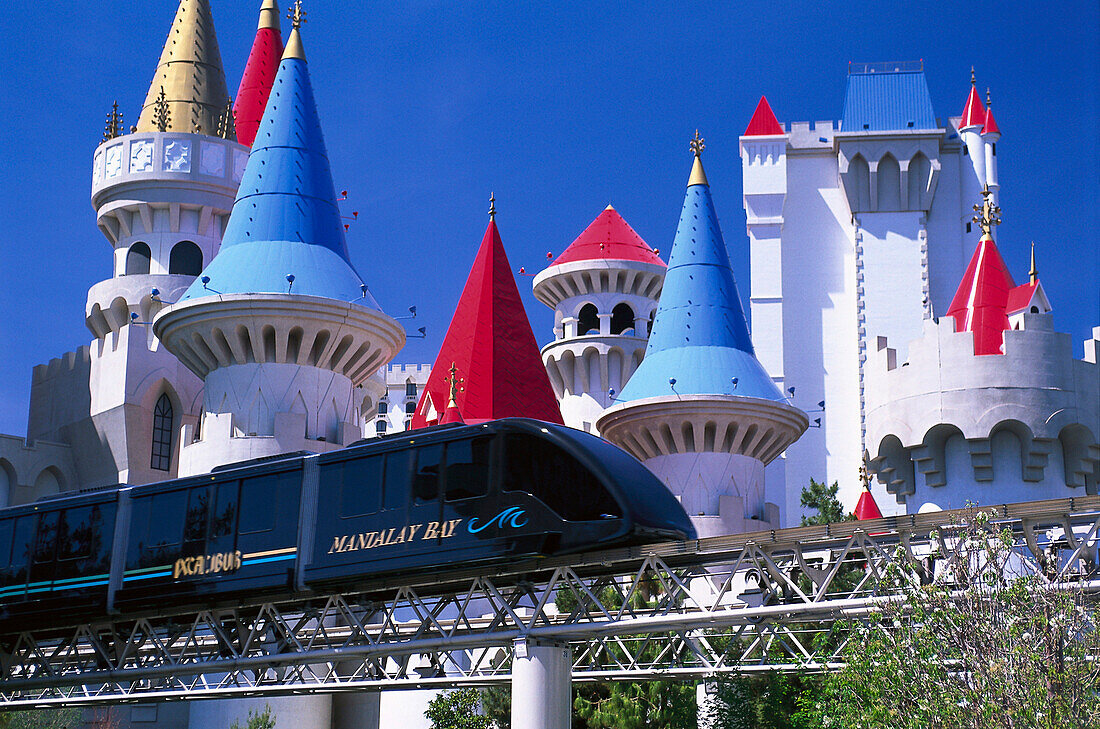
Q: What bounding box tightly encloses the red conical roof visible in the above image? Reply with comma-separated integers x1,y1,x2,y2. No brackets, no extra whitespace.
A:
946,235,1016,355
982,106,1000,136
412,220,564,428
854,487,883,520
439,400,465,425
743,96,785,136
551,206,664,267
233,1,283,147
960,85,986,129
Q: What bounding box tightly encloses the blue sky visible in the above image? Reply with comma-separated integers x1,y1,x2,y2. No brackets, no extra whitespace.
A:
0,1,1096,437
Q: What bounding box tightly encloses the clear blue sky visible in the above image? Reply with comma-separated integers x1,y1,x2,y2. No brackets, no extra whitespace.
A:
0,1,1097,437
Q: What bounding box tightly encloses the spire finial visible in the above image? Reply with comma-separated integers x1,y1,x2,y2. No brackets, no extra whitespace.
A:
488,192,496,221
289,0,306,29
1029,241,1038,285
859,461,871,491
445,361,464,407
971,184,1002,239
986,87,992,107
970,66,976,85
152,87,171,133
102,101,124,142
690,129,705,158
217,98,236,140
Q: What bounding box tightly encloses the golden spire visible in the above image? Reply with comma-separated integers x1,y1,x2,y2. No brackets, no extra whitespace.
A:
136,0,231,135
488,192,497,221
258,0,281,30
1029,242,1038,284
688,129,709,187
445,362,464,408
283,0,307,60
971,184,1001,240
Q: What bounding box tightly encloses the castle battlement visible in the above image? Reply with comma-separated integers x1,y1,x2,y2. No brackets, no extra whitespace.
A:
385,363,432,384
32,346,91,384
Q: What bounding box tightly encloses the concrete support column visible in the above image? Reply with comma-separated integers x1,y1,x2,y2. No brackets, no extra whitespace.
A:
562,317,578,338
511,639,571,729
597,313,612,335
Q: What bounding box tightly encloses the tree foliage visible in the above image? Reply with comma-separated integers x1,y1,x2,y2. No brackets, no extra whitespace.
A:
805,509,1100,728
425,688,491,729
0,709,81,729
229,704,276,729
799,480,851,526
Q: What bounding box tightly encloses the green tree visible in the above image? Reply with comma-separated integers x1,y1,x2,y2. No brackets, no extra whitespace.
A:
804,509,1100,728
799,479,851,526
425,688,491,729
479,686,511,728
574,680,697,729
0,709,81,729
229,704,275,729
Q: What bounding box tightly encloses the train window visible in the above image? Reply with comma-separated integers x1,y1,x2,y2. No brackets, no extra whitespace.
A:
413,446,442,502
239,476,276,534
7,517,34,585
336,456,384,518
58,507,93,561
0,520,10,570
503,434,621,521
444,437,492,501
183,488,210,543
210,482,238,539
383,450,413,511
148,490,186,548
33,511,60,564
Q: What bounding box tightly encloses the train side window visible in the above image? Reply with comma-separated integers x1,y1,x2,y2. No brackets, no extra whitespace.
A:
183,488,210,543
239,476,277,534
33,511,60,564
209,481,238,539
338,456,384,518
503,433,621,521
148,491,186,548
0,520,11,570
5,517,34,586
383,450,413,511
58,507,93,561
413,446,443,503
444,437,492,501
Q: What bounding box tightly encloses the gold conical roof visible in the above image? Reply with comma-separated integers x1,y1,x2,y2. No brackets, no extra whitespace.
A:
136,0,231,135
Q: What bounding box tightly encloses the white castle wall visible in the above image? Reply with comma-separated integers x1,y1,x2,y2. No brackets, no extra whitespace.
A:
865,315,1100,511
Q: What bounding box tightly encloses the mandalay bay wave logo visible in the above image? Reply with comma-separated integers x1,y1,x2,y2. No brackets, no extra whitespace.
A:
468,506,528,534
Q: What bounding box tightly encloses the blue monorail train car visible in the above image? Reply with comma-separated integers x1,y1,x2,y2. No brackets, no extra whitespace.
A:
0,419,695,633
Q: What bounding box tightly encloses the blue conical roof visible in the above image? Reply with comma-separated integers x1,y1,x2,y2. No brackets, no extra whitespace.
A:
181,31,377,307
617,153,785,402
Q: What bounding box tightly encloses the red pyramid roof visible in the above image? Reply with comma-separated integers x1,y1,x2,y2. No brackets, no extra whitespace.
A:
551,206,664,267
982,106,1000,136
960,85,986,129
854,487,883,520
412,221,564,428
743,96,785,136
439,400,465,425
233,4,283,147
946,236,1016,355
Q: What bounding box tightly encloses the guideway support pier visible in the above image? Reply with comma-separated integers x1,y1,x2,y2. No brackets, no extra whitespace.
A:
511,639,572,729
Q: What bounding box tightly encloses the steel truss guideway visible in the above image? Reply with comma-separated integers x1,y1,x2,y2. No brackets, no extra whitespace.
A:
2,497,1098,709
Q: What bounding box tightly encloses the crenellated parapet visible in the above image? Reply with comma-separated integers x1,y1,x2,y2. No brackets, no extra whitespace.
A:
866,315,1100,508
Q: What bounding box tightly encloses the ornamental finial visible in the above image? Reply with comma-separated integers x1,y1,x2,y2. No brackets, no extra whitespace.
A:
217,98,236,141
970,66,976,85
1029,241,1038,285
690,129,705,158
102,101,124,142
488,192,496,221
445,362,464,407
152,87,171,133
986,87,992,108
289,0,306,29
971,184,1001,239
859,462,871,491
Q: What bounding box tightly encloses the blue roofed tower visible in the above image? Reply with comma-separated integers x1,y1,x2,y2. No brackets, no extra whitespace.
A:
154,10,405,478
597,135,808,537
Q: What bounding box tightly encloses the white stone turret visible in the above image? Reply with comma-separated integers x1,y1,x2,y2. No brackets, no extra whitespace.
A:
982,89,1001,199
153,23,405,477
958,75,987,210
532,205,665,434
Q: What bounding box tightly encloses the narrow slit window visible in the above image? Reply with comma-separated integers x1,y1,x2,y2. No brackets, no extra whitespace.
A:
151,394,174,471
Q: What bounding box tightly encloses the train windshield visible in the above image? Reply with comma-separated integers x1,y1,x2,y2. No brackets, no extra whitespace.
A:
502,433,621,521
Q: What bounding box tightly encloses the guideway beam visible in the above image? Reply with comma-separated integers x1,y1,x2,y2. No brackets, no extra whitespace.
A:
512,639,571,729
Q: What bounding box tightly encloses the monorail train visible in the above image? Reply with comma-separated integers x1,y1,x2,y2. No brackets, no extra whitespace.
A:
0,419,695,633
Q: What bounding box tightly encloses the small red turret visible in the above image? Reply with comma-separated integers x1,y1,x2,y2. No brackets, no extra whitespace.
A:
234,0,283,147
743,96,785,136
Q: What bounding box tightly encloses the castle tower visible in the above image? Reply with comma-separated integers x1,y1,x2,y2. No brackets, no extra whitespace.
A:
982,90,1001,198
234,0,284,147
597,134,808,537
959,70,988,210
411,200,563,427
865,191,1099,511
153,12,405,477
36,0,245,488
532,205,666,433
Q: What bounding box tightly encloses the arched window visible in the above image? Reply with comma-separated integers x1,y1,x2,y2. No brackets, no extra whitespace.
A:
376,420,388,435
405,402,416,416
611,303,635,335
578,303,599,336
908,153,930,210
405,381,418,398
378,401,388,415
151,394,174,471
125,242,151,275
877,154,901,211
849,155,870,211
168,241,203,276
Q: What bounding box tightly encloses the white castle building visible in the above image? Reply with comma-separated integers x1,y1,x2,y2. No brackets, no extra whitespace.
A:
0,3,1097,728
